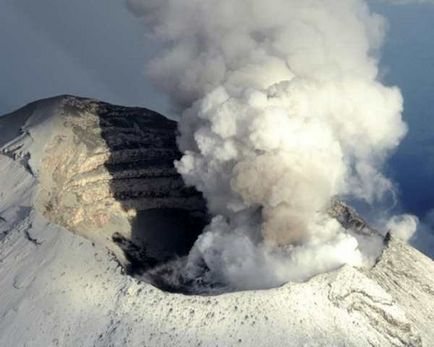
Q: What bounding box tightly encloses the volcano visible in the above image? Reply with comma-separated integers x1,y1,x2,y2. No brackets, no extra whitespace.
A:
0,96,433,346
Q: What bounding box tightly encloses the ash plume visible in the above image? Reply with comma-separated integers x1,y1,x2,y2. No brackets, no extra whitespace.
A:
129,0,412,290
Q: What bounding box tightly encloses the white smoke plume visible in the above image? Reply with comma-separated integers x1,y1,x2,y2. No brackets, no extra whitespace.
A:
409,210,434,258
386,214,418,242
129,0,409,290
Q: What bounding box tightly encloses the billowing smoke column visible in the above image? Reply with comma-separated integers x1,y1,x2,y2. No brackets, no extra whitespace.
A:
129,0,408,290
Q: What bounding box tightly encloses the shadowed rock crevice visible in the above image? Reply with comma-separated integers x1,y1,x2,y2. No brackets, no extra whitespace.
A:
90,100,208,273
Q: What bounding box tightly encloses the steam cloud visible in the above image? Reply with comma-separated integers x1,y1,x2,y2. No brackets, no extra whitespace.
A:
130,0,412,290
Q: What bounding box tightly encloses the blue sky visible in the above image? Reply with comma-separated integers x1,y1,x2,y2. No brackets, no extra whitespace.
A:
0,0,166,115
371,2,434,216
1,0,433,218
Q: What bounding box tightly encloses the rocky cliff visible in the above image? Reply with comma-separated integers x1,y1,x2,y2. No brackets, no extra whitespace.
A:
0,96,207,269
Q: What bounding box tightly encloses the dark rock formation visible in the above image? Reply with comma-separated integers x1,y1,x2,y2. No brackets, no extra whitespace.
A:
0,95,207,268
328,200,379,237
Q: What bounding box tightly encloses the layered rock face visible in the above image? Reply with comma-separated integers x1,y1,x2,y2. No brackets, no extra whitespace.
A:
0,96,206,267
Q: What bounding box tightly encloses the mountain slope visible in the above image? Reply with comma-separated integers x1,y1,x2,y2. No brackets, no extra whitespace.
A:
0,96,433,346
0,95,206,269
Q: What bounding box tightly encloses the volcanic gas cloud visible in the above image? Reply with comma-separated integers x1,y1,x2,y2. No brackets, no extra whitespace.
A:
129,0,415,290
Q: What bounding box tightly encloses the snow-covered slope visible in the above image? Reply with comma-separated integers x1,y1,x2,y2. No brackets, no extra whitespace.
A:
0,96,433,346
